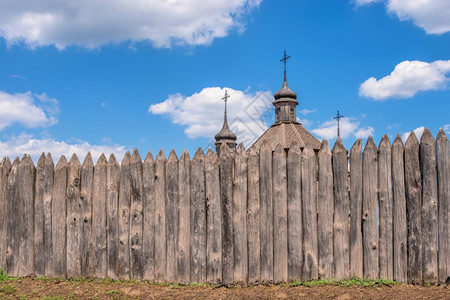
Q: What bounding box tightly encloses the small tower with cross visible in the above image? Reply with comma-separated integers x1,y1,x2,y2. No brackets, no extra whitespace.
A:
333,110,344,138
214,90,237,156
273,50,299,123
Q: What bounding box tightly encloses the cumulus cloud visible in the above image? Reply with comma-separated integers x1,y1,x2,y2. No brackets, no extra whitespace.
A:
359,60,450,100
311,117,374,140
0,133,127,165
401,126,425,142
149,87,272,147
0,90,58,131
443,124,450,135
0,0,261,49
355,0,450,34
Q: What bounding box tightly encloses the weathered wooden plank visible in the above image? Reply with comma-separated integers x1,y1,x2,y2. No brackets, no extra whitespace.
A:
52,156,68,278
92,154,107,278
34,154,45,277
106,154,120,279
318,140,333,279
220,143,234,285
177,150,190,284
43,154,54,277
259,141,273,282
349,139,363,278
392,135,407,282
287,142,302,281
405,132,422,283
6,158,20,276
80,153,93,277
17,155,35,277
378,135,393,280
332,138,350,280
130,149,144,280
205,149,221,283
190,148,206,283
273,144,287,283
436,128,450,283
302,144,318,280
0,157,11,272
118,151,131,279
142,151,155,281
362,137,379,279
247,146,260,284
66,154,81,278
154,149,167,282
420,128,438,283
166,149,179,282
6,157,19,276
234,144,248,284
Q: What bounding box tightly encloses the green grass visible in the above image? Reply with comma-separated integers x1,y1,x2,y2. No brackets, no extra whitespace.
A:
0,269,12,282
42,297,65,300
286,277,398,287
0,284,15,294
106,289,122,296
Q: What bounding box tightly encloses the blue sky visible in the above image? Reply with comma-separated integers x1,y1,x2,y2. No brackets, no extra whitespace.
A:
0,0,449,162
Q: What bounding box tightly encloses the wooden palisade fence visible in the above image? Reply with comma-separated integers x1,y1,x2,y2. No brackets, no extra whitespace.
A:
0,128,448,284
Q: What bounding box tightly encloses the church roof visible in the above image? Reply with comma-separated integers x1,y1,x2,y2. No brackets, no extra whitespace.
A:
273,75,297,103
215,121,237,141
251,122,321,152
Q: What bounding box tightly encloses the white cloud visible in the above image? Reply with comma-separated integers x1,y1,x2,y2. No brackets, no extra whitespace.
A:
443,124,450,135
299,108,317,115
401,126,425,142
355,0,450,34
311,117,374,140
0,0,261,49
359,60,450,100
0,90,58,131
0,133,127,165
149,87,272,147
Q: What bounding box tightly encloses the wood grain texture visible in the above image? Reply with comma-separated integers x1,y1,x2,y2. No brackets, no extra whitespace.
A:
247,146,261,284
259,141,273,282
302,144,319,280
165,149,179,282
66,154,81,278
362,137,378,279
190,148,206,283
436,129,450,283
287,142,302,281
142,152,156,281
6,158,19,276
106,154,120,279
378,135,393,280
34,154,45,276
318,140,333,279
18,155,36,277
43,154,54,277
80,153,93,277
130,149,144,280
420,128,438,283
405,132,422,283
52,156,68,278
206,149,221,283
273,144,287,283
233,144,248,284
392,135,407,282
154,150,167,282
0,158,11,272
220,143,234,285
92,154,107,278
177,150,190,284
118,152,131,279
349,140,363,278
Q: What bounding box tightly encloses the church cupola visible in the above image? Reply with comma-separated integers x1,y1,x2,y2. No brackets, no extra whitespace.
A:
214,90,237,156
273,50,299,123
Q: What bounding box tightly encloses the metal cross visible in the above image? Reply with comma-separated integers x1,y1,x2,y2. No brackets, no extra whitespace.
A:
333,110,344,138
222,90,230,122
280,50,291,76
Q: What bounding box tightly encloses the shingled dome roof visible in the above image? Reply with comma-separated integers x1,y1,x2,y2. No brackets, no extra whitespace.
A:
215,122,237,141
274,78,297,101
